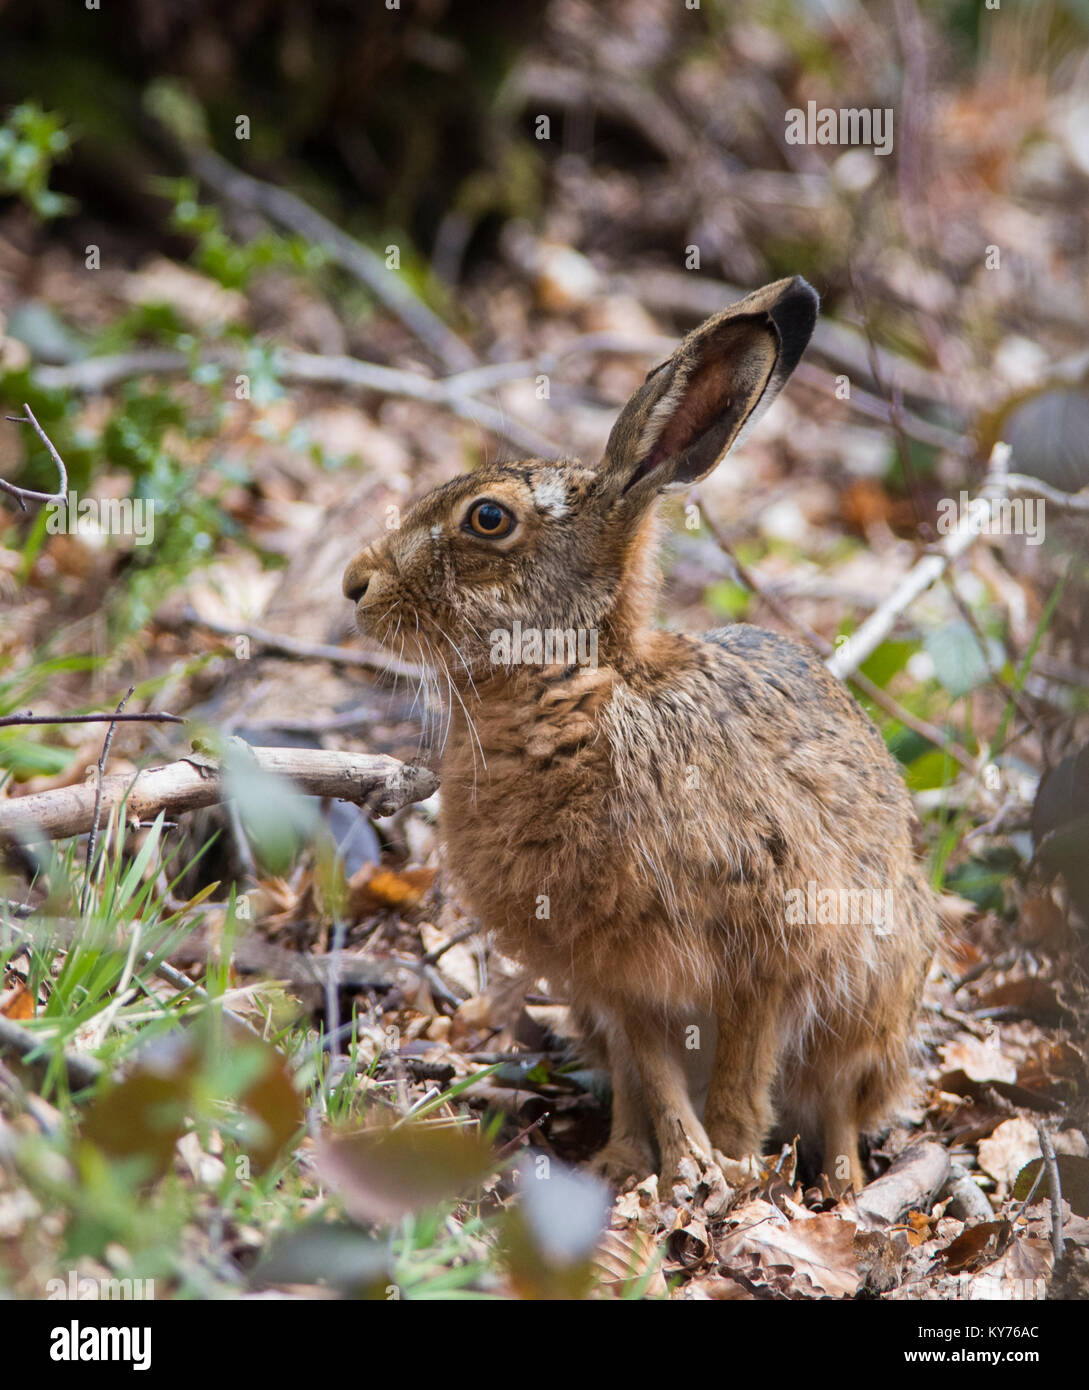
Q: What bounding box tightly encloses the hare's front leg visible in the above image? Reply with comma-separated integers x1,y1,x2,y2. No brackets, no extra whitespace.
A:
588,1019,657,1183
621,1009,714,1185
704,985,784,1183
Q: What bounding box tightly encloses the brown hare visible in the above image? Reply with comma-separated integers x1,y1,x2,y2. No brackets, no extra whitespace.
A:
343,277,939,1191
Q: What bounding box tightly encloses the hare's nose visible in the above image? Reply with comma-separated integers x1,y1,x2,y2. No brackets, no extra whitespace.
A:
342,555,373,603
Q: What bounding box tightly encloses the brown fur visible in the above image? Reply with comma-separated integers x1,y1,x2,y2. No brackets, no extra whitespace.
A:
343,278,939,1189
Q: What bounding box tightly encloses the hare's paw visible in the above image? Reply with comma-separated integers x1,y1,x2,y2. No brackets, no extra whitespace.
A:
589,1138,657,1187
659,1125,716,1191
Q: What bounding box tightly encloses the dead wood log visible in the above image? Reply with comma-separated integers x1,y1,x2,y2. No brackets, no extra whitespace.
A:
0,748,438,842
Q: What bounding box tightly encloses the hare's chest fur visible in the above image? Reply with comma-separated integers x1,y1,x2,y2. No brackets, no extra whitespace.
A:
437,651,802,1008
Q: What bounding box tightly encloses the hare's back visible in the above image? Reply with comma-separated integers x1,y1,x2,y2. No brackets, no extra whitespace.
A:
698,624,899,792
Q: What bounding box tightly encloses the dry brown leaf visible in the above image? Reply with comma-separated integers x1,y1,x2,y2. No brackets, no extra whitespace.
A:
0,983,35,1019
594,1226,667,1297
960,1236,1053,1300
940,1219,1011,1272
718,1201,861,1299
977,1117,1041,1186
939,1037,1017,1086
349,865,437,914
1017,893,1072,951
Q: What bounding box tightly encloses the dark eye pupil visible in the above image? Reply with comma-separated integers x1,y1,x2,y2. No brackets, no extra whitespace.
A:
477,504,503,531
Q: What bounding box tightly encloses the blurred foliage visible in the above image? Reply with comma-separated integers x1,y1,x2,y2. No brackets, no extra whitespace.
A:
0,102,73,219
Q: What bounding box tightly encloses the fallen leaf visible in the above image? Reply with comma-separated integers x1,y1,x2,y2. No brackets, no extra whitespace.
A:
977,1117,1041,1186
940,1219,1011,1272
594,1226,667,1296
718,1201,861,1299
939,1037,1017,1086
0,983,35,1019
962,1236,1053,1300
315,1121,494,1224
349,865,437,914
1013,1154,1089,1217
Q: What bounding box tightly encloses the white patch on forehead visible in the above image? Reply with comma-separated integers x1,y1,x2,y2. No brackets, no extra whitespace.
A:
429,524,443,539
532,474,568,518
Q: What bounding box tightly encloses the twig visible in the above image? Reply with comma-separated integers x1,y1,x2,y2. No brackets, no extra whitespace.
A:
171,606,425,681
0,748,439,842
826,443,1014,681
494,1110,551,1161
420,920,481,967
1037,1126,1065,1262
80,688,133,917
1004,473,1089,515
0,1013,102,1091
274,348,563,458
0,711,184,728
189,148,477,372
32,346,563,458
697,501,976,772
0,404,68,510
792,361,969,455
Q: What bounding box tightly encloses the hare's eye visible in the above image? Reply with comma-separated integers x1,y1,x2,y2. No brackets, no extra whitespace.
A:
465,500,515,539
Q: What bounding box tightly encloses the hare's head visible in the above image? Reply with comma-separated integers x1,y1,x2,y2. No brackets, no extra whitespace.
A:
343,277,817,675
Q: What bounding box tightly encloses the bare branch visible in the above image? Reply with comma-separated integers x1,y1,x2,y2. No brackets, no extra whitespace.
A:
0,404,69,509
1005,473,1089,515
172,605,424,681
0,1013,103,1091
189,148,477,372
0,711,184,728
0,747,438,842
1037,1126,1066,1262
825,443,1014,682
696,500,976,773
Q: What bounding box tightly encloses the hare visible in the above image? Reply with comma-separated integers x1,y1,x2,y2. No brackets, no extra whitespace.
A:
343,277,939,1191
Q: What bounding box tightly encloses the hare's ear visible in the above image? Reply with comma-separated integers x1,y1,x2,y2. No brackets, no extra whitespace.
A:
597,276,817,504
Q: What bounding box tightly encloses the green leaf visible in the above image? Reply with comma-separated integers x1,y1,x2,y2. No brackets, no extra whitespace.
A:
925,621,990,697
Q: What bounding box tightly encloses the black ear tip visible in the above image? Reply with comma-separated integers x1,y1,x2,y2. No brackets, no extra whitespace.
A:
768,276,819,372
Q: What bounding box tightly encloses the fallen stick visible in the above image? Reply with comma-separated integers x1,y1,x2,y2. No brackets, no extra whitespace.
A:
826,442,1012,681
0,1013,103,1091
34,346,563,461
854,1141,950,1227
0,748,439,842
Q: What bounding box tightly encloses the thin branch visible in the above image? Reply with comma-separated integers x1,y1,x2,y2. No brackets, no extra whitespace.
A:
0,1012,103,1091
189,148,477,373
1037,1126,1066,1263
171,605,425,681
34,346,564,460
1005,473,1089,516
80,687,133,917
0,711,184,728
826,443,1014,682
697,501,976,772
0,747,438,842
0,404,69,510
